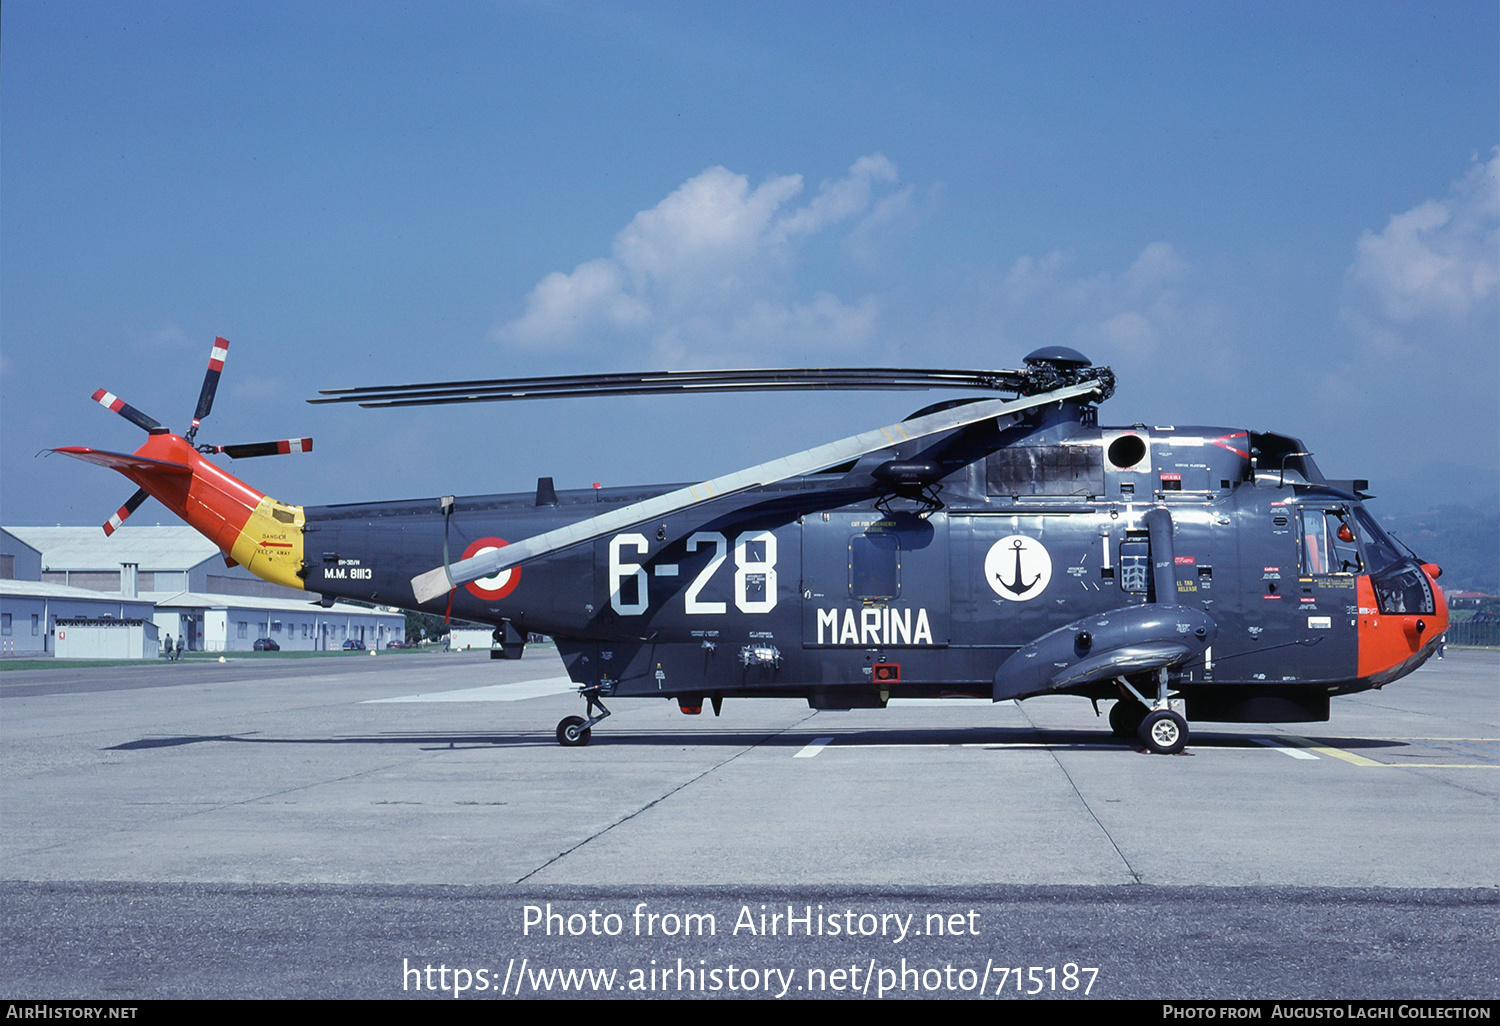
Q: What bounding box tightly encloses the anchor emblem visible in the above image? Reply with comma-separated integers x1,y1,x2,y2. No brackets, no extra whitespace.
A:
999,538,1043,595
985,535,1053,602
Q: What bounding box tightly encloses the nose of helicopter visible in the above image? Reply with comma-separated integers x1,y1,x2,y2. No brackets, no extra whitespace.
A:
1355,562,1449,686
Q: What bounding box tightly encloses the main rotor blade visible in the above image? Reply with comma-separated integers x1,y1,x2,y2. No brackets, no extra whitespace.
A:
202,437,313,459
189,336,230,437
102,488,150,536
410,379,1106,603
312,367,1031,408
91,389,164,433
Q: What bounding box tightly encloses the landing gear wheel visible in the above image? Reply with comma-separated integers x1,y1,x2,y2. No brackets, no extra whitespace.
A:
556,715,591,747
1108,699,1147,738
1138,710,1188,755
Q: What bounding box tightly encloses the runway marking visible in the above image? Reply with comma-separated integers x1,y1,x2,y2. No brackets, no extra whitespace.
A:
1282,735,1499,768
793,737,835,758
1253,738,1319,759
366,676,576,704
1281,736,1389,766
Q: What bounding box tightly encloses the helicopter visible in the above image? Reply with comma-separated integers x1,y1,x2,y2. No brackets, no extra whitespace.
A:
56,338,1448,754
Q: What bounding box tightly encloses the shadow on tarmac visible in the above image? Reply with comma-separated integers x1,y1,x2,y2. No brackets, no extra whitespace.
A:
103,725,1412,753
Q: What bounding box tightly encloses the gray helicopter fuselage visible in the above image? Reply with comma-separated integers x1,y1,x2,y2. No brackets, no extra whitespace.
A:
300,399,1443,722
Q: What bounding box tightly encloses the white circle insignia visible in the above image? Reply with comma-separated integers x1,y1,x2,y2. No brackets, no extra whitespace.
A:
985,535,1052,601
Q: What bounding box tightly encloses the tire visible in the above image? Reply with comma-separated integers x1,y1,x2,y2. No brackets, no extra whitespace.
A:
1138,710,1188,755
1108,699,1147,738
556,715,591,747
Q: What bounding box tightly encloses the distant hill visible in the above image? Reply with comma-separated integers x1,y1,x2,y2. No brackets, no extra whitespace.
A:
1376,504,1499,595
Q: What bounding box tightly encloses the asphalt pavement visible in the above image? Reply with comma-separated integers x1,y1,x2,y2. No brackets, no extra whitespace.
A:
2,647,1495,999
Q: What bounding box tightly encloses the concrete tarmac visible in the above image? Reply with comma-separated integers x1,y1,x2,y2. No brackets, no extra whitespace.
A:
2,647,1495,999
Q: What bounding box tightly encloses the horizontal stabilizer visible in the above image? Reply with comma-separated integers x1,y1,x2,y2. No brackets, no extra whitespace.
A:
52,447,193,476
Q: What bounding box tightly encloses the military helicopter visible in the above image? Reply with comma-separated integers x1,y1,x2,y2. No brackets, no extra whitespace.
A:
56,339,1448,754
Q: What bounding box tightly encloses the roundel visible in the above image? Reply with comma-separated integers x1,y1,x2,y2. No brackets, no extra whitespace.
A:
462,537,521,600
984,535,1052,601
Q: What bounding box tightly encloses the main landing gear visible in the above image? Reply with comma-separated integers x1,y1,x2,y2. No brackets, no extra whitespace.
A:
556,687,611,747
1113,672,1189,755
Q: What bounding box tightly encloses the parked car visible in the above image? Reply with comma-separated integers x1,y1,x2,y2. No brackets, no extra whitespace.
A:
253,638,280,651
342,639,366,650
386,640,408,649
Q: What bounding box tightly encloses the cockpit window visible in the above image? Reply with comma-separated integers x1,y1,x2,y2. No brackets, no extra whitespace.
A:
1372,563,1435,615
1299,507,1363,575
1350,507,1402,575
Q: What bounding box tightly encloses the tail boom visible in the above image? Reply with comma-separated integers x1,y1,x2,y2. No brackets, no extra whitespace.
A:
55,433,306,591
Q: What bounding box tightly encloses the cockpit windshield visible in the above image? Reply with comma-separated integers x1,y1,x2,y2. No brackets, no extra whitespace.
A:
1349,506,1402,576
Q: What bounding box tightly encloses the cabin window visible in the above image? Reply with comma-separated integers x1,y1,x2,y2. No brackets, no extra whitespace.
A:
1119,541,1150,594
849,533,900,600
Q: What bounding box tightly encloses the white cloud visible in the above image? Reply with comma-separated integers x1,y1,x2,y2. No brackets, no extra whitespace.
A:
496,156,903,363
1342,149,1499,355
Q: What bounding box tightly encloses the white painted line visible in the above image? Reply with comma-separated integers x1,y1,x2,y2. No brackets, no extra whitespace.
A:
794,737,836,758
366,676,577,704
1253,737,1319,760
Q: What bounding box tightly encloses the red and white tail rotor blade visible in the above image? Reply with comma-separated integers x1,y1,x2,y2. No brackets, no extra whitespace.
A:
203,437,313,459
102,488,150,536
91,389,164,434
188,336,230,439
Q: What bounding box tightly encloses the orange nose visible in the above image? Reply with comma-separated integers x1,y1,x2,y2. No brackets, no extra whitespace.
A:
1356,570,1449,682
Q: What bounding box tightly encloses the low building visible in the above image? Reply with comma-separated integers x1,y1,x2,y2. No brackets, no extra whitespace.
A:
54,617,159,660
0,579,156,656
1,525,403,655
150,591,403,652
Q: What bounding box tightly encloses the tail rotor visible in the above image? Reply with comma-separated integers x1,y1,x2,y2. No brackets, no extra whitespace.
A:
102,487,150,536
83,335,314,534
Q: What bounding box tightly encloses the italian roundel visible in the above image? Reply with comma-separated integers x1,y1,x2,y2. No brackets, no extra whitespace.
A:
462,537,522,600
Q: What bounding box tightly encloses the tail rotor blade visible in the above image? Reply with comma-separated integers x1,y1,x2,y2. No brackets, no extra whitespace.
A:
204,437,313,459
92,389,164,434
102,488,150,536
188,336,230,439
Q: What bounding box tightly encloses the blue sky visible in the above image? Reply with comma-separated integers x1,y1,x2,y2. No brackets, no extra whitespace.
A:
3,1,1496,527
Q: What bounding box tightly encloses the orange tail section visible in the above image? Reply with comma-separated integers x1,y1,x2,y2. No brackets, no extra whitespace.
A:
54,434,306,590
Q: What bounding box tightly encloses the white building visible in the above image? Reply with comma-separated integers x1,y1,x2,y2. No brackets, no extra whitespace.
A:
152,591,403,653
0,579,157,656
2,525,404,655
